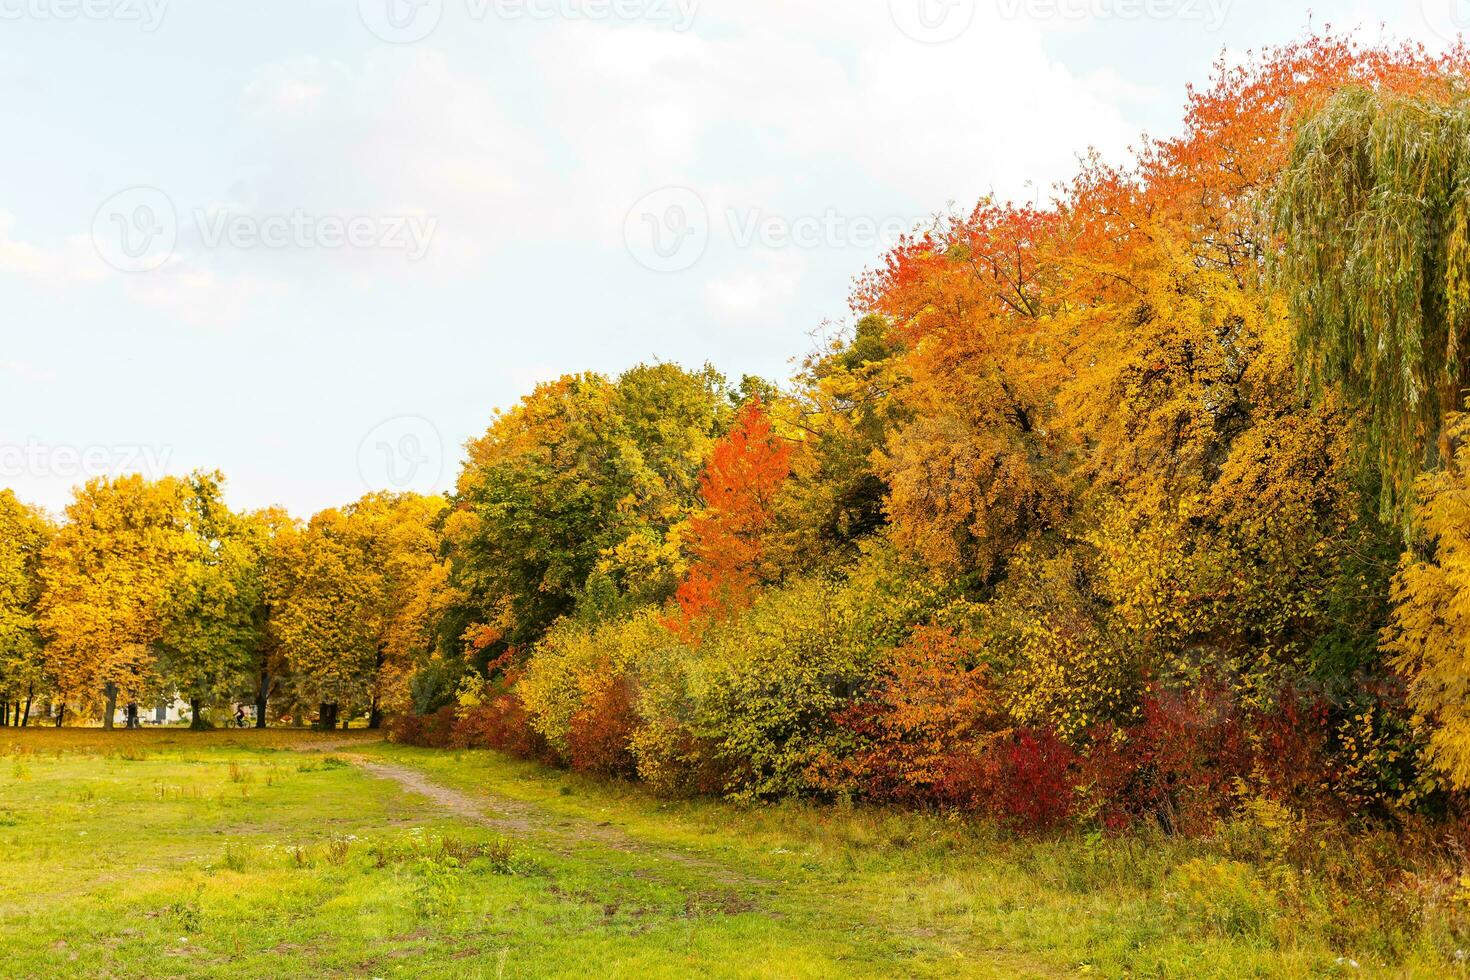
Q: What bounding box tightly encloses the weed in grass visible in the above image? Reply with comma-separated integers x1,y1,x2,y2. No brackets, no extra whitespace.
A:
222,843,251,873
325,836,351,866
11,760,31,780
164,886,205,934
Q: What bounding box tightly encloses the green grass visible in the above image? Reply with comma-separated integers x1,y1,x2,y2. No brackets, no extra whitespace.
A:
0,729,1463,977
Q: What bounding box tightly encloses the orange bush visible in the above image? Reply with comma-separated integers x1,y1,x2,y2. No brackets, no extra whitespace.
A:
566,675,640,778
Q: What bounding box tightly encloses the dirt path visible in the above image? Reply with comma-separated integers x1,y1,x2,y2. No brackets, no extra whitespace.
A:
342,755,766,889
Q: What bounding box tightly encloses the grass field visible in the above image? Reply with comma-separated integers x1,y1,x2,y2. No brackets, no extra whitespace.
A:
0,729,1463,978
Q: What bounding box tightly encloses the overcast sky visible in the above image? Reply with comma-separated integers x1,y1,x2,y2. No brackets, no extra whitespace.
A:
0,0,1458,517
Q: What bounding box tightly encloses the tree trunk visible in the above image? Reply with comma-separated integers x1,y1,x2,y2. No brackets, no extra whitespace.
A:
318,701,337,731
54,703,65,727
126,703,139,729
368,690,382,730
255,670,270,729
1,701,9,726
21,693,32,727
103,683,118,731
189,697,205,731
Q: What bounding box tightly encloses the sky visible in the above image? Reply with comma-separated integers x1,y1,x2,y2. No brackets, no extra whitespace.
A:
0,0,1462,517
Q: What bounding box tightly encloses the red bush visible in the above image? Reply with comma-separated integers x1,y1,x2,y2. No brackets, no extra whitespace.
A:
1081,683,1250,834
566,676,640,778
986,728,1077,833
386,705,457,748
816,628,1001,808
452,691,552,763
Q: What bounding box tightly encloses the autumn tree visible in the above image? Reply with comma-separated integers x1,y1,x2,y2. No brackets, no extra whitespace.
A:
444,364,732,661
273,493,445,730
155,473,269,728
667,400,793,642
0,491,53,726
38,475,194,729
1384,414,1470,788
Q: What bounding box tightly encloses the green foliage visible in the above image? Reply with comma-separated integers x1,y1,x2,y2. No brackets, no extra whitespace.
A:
517,608,673,759
1274,85,1470,518
445,364,733,656
636,542,948,800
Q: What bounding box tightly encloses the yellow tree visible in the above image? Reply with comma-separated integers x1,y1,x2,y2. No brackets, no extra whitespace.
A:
38,475,193,728
1384,414,1470,788
0,491,54,726
273,493,444,729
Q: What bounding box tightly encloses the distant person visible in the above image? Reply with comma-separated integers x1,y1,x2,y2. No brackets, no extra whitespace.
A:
235,706,246,728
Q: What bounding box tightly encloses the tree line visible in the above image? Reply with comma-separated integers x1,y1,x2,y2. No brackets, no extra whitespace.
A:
0,476,442,730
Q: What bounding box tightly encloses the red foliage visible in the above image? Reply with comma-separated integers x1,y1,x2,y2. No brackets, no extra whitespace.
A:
986,728,1078,833
452,693,552,763
817,628,1000,807
1082,684,1251,835
566,675,640,778
667,401,793,643
387,706,457,748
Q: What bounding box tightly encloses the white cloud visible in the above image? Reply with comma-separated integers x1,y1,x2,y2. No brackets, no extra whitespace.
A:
121,262,283,331
0,212,107,292
702,254,805,324
0,358,56,384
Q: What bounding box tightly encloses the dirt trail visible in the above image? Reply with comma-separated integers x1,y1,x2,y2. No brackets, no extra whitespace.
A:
340,754,765,888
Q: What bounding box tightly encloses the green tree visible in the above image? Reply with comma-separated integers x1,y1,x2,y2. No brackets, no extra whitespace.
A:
1274,86,1470,517
444,364,732,661
156,473,268,729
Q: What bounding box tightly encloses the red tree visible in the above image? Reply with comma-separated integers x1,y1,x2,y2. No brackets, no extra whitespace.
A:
667,402,793,643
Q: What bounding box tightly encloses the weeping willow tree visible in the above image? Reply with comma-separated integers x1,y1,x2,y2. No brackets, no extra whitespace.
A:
1273,85,1470,521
